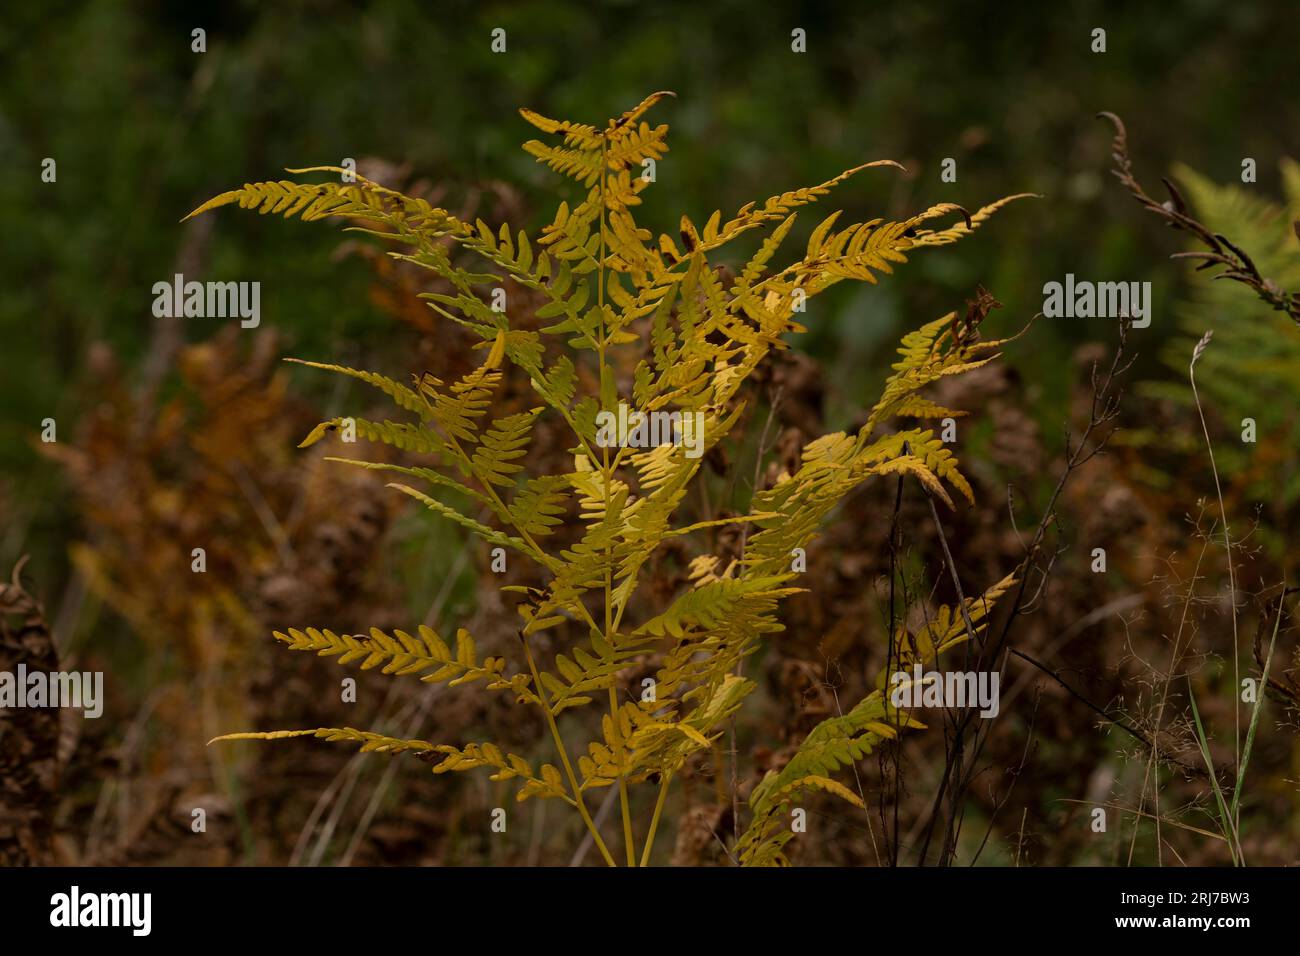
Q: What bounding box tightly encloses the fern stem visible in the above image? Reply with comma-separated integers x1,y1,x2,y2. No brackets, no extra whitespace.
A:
609,687,638,865
640,771,673,867
594,131,638,867
521,634,617,866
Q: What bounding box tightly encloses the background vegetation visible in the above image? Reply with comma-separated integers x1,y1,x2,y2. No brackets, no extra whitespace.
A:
1,0,1297,866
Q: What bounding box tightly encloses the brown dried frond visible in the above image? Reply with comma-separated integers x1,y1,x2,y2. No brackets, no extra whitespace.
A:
1099,112,1300,322
0,558,64,865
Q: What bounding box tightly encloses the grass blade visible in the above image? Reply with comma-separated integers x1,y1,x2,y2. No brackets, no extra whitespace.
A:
1230,592,1284,821
1186,679,1241,866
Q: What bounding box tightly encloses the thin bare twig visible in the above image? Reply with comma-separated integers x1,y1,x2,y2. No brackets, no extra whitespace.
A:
1099,112,1300,323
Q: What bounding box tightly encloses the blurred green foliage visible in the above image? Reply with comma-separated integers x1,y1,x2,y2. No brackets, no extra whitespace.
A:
2,0,1298,587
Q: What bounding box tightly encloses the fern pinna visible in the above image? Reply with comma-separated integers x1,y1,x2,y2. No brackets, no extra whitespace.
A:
193,92,1028,866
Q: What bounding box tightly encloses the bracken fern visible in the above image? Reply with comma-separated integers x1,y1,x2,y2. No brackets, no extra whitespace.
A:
194,92,1029,866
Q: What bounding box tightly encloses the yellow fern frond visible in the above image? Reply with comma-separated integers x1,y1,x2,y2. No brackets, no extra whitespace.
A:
518,108,603,149
522,140,603,187
273,625,509,687
472,408,542,487
192,92,1030,867
429,743,572,803
210,726,436,755
285,358,431,420
907,193,1038,247
298,416,446,454
389,483,530,554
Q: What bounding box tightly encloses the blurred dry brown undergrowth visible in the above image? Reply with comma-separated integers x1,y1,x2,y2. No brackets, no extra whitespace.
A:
5,163,1297,867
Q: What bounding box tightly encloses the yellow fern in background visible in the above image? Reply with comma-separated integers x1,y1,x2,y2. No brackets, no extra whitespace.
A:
195,92,1030,866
